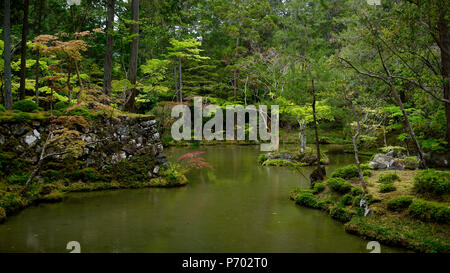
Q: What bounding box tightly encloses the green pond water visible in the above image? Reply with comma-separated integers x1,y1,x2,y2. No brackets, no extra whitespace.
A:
0,145,406,253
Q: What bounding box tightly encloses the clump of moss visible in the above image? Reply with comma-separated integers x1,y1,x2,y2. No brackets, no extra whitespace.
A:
340,194,353,206
351,187,364,196
403,156,419,170
379,184,396,193
414,169,450,196
408,200,450,223
40,191,65,203
262,159,292,167
326,177,352,194
387,196,413,212
330,205,354,223
257,154,268,164
12,100,39,112
295,192,319,208
312,182,326,194
331,165,359,180
378,173,400,184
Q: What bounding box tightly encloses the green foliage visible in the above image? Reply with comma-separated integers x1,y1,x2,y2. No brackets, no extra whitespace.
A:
403,156,419,170
262,159,292,167
326,177,352,194
378,173,400,184
330,165,359,180
379,184,396,193
362,169,372,177
408,200,450,223
387,196,413,212
340,194,353,206
54,101,73,110
65,168,107,183
414,169,450,196
295,192,318,208
6,173,30,185
257,154,268,164
330,205,354,223
12,100,39,113
0,207,5,223
351,187,364,196
312,182,326,194
0,105,5,112
380,146,406,154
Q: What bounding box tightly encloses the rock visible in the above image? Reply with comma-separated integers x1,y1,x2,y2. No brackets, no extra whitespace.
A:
310,166,326,184
267,153,292,161
369,153,405,170
153,165,160,174
12,124,28,136
24,134,38,146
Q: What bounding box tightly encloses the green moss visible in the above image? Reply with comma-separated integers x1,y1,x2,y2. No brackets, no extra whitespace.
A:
341,194,353,206
312,182,326,194
414,169,450,196
351,187,364,196
330,165,359,180
326,177,352,194
295,192,319,208
262,159,293,167
408,200,450,223
12,100,39,112
403,156,419,170
378,173,400,184
379,184,396,193
257,154,268,164
345,214,449,253
387,196,413,212
330,205,354,223
40,191,65,203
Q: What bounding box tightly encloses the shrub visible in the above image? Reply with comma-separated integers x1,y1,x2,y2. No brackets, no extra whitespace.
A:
257,154,268,164
408,200,450,223
404,156,419,170
352,195,362,206
363,169,372,177
327,177,352,194
295,192,318,208
379,184,396,193
387,196,413,212
360,163,371,170
351,187,364,196
0,105,5,112
414,169,450,196
12,100,39,112
378,173,400,184
330,205,354,223
341,194,353,206
380,146,406,154
54,101,72,110
312,182,326,194
66,168,107,183
7,173,29,185
331,165,359,180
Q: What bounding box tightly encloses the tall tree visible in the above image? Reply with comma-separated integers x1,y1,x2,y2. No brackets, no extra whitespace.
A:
102,0,115,96
34,0,45,104
19,0,30,100
3,0,12,109
123,0,139,112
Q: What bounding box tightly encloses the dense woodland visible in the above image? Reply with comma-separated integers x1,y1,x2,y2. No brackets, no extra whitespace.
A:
0,0,448,157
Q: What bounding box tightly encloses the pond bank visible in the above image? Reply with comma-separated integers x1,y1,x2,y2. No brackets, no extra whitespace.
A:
289,166,450,253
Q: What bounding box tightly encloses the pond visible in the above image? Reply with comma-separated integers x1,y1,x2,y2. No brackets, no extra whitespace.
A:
0,145,406,252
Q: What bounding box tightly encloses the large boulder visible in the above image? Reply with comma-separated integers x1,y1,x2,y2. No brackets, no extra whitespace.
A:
369,153,405,170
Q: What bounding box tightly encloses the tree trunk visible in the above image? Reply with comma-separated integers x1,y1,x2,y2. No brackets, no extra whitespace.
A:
174,56,178,100
233,35,240,101
3,0,12,110
102,0,115,96
438,11,450,143
311,80,321,169
74,60,84,103
350,103,367,191
34,0,44,105
18,0,30,100
389,82,426,167
178,55,182,102
123,0,139,112
67,63,72,103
